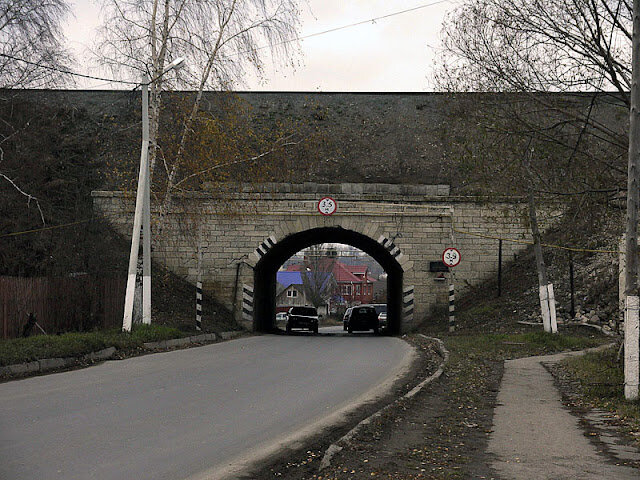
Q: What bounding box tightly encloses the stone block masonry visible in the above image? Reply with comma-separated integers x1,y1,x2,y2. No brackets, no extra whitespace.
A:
92,183,550,332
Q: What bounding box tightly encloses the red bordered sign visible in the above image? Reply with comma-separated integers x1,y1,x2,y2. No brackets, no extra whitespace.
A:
442,247,461,267
317,197,337,216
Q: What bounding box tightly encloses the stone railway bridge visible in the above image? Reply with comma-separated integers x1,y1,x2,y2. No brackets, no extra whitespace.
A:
93,182,546,334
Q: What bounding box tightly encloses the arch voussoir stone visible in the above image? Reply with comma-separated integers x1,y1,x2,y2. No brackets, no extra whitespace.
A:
363,223,382,240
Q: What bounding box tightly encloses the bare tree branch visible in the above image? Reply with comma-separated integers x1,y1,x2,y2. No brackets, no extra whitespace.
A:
0,171,45,224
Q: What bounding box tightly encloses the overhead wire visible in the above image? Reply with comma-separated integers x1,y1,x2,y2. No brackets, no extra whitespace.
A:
0,53,139,86
1,0,455,88
1,217,623,257
452,227,621,255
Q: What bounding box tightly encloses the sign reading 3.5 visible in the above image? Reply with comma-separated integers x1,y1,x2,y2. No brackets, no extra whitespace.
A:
317,197,337,216
442,247,461,268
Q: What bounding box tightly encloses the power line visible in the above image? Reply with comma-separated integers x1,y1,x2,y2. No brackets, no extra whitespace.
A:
452,227,621,255
2,1,453,88
224,0,454,59
0,219,92,238
296,0,453,43
0,53,139,86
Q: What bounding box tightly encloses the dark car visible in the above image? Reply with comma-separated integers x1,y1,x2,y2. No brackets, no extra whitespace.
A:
346,305,379,334
342,307,353,331
360,304,387,331
286,306,319,333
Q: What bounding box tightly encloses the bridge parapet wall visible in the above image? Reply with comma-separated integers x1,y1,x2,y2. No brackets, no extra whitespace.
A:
92,184,552,330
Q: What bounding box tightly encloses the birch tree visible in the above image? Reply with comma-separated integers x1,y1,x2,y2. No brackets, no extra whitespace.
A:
434,0,632,330
434,0,631,154
94,0,301,229
435,0,631,96
0,0,72,88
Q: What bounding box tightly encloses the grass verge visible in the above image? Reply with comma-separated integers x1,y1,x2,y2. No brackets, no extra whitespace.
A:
0,324,188,366
447,329,606,361
560,346,640,446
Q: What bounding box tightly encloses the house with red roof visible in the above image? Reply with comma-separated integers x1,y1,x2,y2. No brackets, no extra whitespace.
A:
285,259,375,307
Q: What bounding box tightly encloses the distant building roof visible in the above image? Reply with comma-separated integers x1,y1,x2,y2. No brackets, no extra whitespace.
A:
347,264,368,275
286,260,375,284
276,271,303,288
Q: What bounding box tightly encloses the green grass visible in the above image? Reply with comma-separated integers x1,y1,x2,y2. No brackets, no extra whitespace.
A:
561,346,640,444
0,324,188,366
445,330,607,362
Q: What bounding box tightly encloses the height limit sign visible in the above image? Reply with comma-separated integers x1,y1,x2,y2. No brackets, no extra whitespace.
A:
317,197,337,216
442,247,461,268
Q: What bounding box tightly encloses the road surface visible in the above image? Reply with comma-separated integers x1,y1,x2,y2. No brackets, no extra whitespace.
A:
0,328,414,480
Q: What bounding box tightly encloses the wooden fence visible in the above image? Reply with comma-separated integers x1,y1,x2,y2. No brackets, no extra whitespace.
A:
0,276,126,339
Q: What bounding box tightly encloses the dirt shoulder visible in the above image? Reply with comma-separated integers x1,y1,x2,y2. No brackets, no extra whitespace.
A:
247,327,614,480
246,334,501,480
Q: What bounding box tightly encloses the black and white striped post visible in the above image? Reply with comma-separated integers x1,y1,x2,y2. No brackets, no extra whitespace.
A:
196,281,203,331
442,247,461,333
448,283,455,332
195,236,204,331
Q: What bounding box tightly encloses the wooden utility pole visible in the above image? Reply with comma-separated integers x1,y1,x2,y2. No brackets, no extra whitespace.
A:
624,0,640,400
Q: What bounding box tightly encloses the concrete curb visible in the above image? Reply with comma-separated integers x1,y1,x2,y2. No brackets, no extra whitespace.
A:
0,331,244,380
319,335,449,471
142,332,221,350
0,347,117,378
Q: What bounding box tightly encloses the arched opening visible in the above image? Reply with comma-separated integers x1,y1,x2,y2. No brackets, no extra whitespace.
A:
254,227,404,335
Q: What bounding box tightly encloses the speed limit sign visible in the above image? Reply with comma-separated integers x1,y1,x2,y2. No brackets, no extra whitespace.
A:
442,247,461,268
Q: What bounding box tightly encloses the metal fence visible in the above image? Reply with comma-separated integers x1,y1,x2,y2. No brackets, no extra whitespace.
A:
0,276,126,339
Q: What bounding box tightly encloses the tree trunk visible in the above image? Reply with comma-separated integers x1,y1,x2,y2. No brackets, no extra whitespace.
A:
528,189,548,287
528,189,556,333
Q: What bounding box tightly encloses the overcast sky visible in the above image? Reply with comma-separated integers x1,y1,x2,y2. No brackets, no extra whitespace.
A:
64,0,457,91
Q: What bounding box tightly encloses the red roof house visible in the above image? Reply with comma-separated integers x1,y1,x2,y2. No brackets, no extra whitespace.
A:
286,259,375,306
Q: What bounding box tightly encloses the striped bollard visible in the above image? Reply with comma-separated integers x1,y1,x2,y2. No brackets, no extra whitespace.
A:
196,281,203,331
448,283,455,332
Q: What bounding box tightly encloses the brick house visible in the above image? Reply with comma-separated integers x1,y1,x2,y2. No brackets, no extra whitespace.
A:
286,259,375,307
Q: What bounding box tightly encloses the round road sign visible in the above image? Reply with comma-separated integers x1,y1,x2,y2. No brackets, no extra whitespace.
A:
318,197,337,216
442,247,461,267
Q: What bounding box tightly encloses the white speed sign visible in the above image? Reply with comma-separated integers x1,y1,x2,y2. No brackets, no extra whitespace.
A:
442,247,461,267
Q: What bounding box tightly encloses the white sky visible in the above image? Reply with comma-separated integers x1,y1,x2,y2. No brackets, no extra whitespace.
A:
63,0,457,91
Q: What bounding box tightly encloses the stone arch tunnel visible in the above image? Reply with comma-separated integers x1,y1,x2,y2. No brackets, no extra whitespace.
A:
252,226,404,334
92,182,546,333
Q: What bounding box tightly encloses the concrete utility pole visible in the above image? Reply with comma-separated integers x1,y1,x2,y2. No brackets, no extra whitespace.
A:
625,0,640,400
122,58,185,332
123,74,150,332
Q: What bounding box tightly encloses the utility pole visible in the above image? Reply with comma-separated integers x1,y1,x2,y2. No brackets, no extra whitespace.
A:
624,0,640,400
121,58,184,332
123,74,150,332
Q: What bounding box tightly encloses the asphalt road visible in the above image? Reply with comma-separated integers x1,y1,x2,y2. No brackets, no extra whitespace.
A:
0,328,414,480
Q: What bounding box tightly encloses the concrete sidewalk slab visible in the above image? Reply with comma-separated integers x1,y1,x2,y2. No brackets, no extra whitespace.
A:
488,352,639,480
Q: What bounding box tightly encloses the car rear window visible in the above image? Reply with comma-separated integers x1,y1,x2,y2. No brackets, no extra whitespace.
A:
373,305,386,315
290,306,317,316
354,307,375,315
